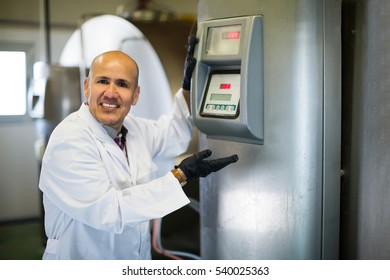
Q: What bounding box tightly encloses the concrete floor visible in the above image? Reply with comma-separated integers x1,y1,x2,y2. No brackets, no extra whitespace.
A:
0,219,44,260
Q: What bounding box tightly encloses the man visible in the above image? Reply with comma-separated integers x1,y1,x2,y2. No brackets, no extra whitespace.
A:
39,43,238,259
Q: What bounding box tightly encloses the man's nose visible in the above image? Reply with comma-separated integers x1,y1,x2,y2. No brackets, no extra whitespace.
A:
104,83,118,98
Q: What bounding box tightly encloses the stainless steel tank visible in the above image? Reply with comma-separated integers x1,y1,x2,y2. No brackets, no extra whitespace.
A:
196,0,341,259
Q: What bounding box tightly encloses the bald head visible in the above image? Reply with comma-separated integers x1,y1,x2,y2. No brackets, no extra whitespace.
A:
89,51,139,88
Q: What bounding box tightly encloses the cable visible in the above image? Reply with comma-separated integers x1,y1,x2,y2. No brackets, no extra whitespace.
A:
152,198,201,260
152,218,182,260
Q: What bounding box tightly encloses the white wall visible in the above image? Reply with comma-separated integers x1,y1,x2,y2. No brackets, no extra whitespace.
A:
0,26,42,221
0,121,40,221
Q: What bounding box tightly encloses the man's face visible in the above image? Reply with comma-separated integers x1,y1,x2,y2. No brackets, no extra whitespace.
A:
84,52,140,131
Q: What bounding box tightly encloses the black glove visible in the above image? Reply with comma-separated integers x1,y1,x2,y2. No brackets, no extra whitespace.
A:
182,35,199,91
176,149,239,181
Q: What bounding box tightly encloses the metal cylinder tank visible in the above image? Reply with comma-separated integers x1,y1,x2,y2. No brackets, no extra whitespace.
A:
196,0,341,259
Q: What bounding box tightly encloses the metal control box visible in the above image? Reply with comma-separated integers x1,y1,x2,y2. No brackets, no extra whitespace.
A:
192,15,264,144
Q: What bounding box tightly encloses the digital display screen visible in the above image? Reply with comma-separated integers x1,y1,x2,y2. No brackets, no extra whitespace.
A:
210,93,232,101
200,72,240,118
222,31,240,40
205,24,241,55
219,83,231,89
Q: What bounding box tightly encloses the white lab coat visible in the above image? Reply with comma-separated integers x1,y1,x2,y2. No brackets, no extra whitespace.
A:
39,90,193,259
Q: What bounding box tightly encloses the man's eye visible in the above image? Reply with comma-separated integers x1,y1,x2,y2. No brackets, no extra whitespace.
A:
117,81,129,88
97,80,109,84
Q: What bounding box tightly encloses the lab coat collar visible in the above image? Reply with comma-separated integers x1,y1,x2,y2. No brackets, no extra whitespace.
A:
78,104,131,171
78,103,112,143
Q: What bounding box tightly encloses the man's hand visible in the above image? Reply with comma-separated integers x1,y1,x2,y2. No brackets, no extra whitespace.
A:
176,149,239,181
182,35,199,91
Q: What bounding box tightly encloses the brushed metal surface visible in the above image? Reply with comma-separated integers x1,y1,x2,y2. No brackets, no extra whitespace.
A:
197,0,341,259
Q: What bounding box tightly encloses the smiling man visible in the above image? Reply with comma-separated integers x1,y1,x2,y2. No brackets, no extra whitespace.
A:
84,51,140,131
38,49,238,260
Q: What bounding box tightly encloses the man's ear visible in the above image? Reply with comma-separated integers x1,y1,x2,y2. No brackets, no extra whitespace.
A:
131,86,140,106
83,78,90,99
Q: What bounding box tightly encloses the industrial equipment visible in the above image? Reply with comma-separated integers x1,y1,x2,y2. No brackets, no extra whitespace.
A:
193,15,264,144
195,0,341,259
